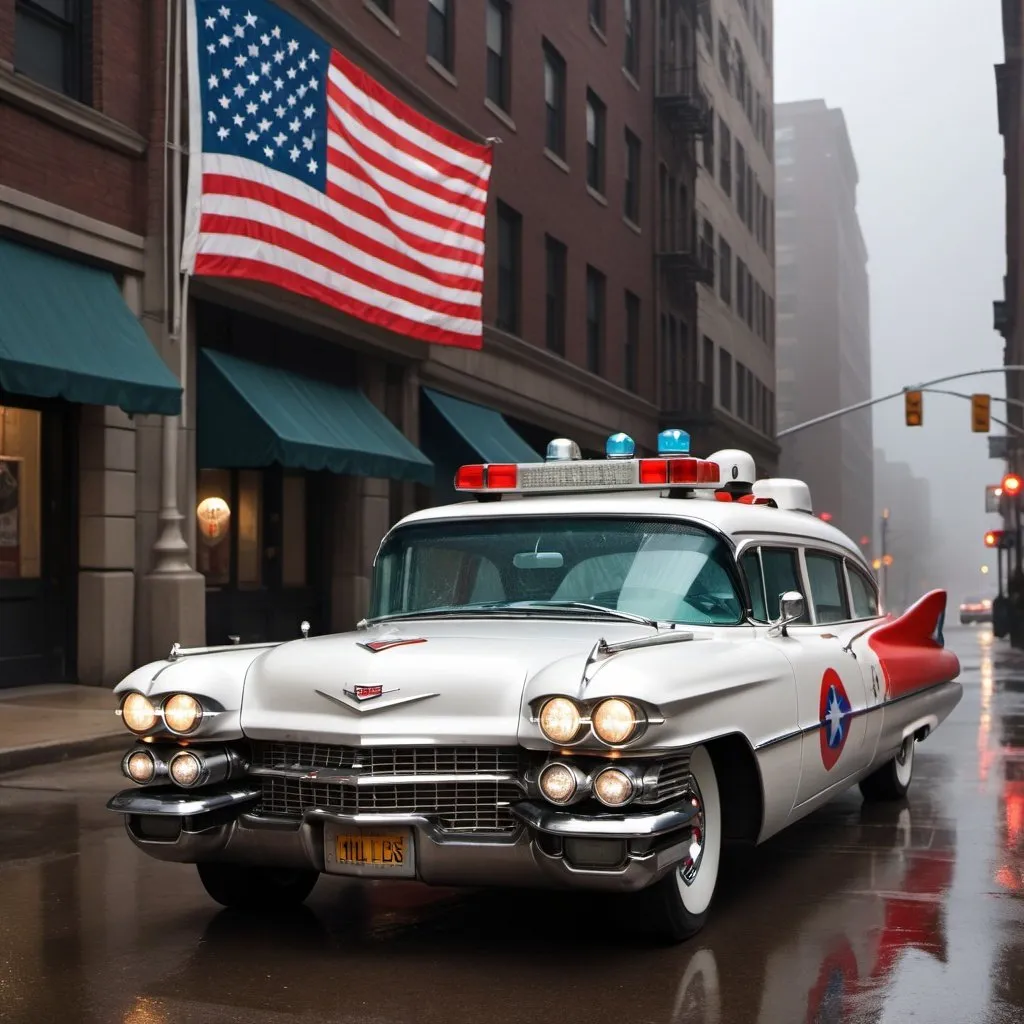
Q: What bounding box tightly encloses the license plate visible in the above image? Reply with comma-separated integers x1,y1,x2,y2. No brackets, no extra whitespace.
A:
324,826,415,878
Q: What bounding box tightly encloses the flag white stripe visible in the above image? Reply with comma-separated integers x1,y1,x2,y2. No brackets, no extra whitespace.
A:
200,192,483,306
327,104,487,232
327,63,491,180
196,232,481,335
202,154,485,259
325,87,489,206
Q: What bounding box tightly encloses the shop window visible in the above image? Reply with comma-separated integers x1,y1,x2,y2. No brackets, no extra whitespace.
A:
282,474,308,588
0,406,42,580
237,470,262,588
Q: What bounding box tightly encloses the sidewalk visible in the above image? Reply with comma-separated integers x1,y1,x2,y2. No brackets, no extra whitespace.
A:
0,684,124,774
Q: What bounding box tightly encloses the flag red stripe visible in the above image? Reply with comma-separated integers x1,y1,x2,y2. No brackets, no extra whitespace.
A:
202,172,484,272
199,213,481,321
329,50,492,168
325,124,486,245
325,76,488,213
193,253,483,350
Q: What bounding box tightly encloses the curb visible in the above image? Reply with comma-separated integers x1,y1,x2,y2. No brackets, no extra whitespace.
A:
0,732,126,775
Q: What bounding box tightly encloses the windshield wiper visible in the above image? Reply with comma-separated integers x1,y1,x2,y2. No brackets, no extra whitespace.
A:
500,600,658,628
367,601,658,628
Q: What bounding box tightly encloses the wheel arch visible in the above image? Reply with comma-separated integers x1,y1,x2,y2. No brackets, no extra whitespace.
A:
704,732,764,846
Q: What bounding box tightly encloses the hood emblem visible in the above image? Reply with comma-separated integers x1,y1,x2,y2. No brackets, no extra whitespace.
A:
314,687,440,715
357,637,427,653
347,684,390,701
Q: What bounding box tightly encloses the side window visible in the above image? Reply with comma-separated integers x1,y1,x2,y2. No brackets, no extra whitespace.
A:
847,564,879,618
760,547,808,622
740,549,768,621
805,551,851,624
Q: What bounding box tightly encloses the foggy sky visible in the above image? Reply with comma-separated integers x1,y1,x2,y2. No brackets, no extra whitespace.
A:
775,0,1007,599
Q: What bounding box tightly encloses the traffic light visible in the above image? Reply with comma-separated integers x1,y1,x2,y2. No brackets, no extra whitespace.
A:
985,529,1003,548
971,393,991,433
904,390,923,426
1002,472,1023,497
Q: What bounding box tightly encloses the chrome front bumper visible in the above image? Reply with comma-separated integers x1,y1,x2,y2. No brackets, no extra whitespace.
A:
107,786,700,892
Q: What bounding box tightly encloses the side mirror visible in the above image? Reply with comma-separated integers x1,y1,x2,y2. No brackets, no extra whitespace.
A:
769,591,805,637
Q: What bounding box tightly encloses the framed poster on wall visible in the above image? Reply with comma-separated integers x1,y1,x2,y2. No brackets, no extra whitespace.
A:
0,456,22,578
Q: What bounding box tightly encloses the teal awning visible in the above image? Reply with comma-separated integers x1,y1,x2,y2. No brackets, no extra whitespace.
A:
198,349,433,484
0,238,181,415
423,388,541,464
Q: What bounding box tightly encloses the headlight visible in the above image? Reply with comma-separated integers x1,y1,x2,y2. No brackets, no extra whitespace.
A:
163,693,203,734
591,698,638,745
122,749,156,784
121,693,157,734
593,767,635,807
168,750,203,787
539,697,583,744
538,762,579,804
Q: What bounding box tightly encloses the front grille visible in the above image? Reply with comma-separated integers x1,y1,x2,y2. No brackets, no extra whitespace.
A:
251,742,522,834
650,754,692,803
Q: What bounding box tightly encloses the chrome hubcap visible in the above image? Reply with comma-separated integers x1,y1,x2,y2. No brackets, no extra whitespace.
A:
678,778,705,886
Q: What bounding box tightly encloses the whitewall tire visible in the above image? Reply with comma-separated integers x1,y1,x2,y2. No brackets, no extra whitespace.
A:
859,735,915,802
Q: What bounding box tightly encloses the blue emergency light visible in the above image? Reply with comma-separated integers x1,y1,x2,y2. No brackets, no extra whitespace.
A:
657,429,691,456
605,432,636,459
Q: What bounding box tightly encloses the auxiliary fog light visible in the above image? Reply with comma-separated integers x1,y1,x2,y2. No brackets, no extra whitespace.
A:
593,767,635,807
168,750,203,788
591,698,638,745
163,693,203,734
122,749,156,784
539,697,582,744
120,693,157,734
539,762,579,805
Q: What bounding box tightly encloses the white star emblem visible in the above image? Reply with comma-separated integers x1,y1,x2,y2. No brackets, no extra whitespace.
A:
218,95,231,109
232,113,245,127
207,43,216,54
257,117,271,133
308,49,319,62
260,61,271,76
307,158,318,174
302,133,314,151
273,77,285,90
244,10,258,27
307,77,318,91
303,104,314,119
263,145,275,160
218,5,230,18
204,16,216,30
289,146,300,162
260,33,270,45
260,89,271,103
273,49,285,64
288,117,300,132
208,74,219,89
273,132,287,146
233,23,245,38
218,34,231,47
245,130,258,144
207,110,217,123
247,43,259,57
274,104,285,118
286,67,297,80
296,84,307,98
287,39,299,55
298,58,307,72
246,72,259,85
233,54,247,67
233,83,246,98
246,101,258,115
271,25,281,39
287,94,297,108
826,692,845,746
221,67,232,79
217,126,230,140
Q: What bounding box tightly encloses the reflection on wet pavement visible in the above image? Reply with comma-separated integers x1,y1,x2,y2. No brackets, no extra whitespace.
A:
1,627,1022,1024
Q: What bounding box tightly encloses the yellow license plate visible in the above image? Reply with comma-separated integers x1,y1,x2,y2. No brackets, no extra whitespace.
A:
335,832,408,869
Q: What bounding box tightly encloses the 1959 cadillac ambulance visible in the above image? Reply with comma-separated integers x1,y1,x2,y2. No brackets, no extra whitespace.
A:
108,431,962,942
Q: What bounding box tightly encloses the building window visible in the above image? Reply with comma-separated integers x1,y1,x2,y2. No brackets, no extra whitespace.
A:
624,291,640,391
623,0,640,77
702,110,715,173
545,235,567,355
586,266,605,373
737,363,747,422
745,271,754,329
367,0,393,16
702,336,714,386
496,201,521,334
624,128,641,224
735,141,747,221
719,118,732,196
586,90,606,194
14,0,91,101
486,0,510,111
589,0,605,32
737,260,747,320
719,238,732,306
717,22,731,87
767,296,775,347
543,42,566,157
427,0,453,71
719,349,732,410
0,405,42,579
702,221,715,289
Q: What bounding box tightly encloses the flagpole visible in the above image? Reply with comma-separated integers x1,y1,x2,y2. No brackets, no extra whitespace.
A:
151,0,192,575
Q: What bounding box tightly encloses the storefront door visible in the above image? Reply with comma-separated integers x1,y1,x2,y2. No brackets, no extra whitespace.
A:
0,402,75,687
196,466,327,645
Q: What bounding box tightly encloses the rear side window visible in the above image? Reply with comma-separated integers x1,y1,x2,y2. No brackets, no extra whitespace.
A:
805,551,851,623
760,547,808,622
740,550,768,621
848,565,879,618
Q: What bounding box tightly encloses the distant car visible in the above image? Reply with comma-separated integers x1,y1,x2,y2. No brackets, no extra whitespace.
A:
959,596,992,625
106,435,963,943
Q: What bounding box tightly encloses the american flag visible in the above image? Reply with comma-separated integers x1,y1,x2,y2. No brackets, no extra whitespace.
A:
182,0,493,349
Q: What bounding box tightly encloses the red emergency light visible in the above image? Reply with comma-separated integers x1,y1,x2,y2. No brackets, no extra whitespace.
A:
1002,473,1022,497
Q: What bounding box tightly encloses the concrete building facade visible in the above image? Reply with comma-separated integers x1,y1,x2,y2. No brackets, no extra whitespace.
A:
691,0,778,472
774,99,873,550
0,0,720,687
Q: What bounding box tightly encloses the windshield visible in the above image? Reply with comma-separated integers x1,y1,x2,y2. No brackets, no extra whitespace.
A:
370,516,744,626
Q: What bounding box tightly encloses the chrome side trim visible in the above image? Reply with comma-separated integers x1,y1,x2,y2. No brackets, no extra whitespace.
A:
511,799,698,838
107,784,261,816
249,765,523,788
166,640,281,661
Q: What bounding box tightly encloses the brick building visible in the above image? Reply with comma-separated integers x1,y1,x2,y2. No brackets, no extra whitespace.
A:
0,0,728,688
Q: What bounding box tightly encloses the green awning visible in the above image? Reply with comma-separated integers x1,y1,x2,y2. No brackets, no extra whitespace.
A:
198,349,433,484
0,238,181,415
423,388,541,464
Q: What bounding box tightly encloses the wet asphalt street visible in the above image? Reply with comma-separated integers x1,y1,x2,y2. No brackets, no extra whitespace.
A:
0,625,1022,1024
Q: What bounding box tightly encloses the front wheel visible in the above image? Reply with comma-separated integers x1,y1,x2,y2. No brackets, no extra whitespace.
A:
859,735,915,802
196,862,320,910
640,745,722,943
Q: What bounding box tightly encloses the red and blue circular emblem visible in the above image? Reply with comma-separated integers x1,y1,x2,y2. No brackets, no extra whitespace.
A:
819,669,852,771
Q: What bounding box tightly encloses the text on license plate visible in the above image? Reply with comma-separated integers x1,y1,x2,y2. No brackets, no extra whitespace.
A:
335,832,408,868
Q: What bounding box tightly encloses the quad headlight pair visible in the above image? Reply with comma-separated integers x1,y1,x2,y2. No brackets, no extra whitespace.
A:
538,696,642,746
538,761,641,808
119,692,204,736
121,745,239,788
